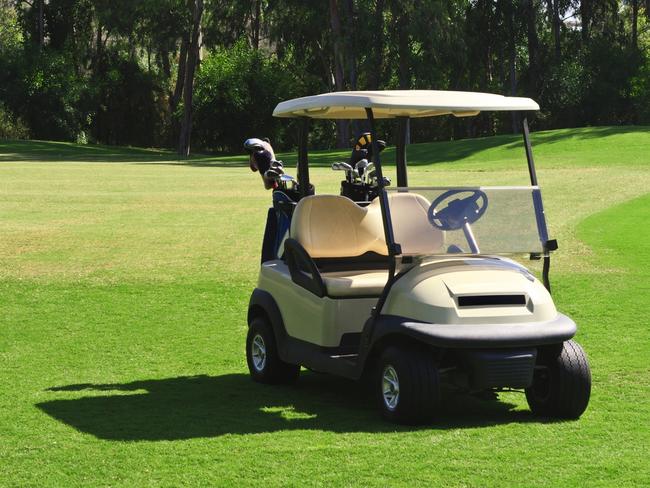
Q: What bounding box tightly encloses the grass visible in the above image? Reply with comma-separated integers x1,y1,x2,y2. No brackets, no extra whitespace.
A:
0,126,649,487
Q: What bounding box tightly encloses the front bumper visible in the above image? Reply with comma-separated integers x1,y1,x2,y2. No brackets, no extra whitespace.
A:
377,313,577,348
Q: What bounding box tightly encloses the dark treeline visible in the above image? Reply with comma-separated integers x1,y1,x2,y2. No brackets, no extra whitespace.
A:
0,0,649,153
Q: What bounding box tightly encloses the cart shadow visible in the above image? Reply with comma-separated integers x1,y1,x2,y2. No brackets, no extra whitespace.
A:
37,373,556,441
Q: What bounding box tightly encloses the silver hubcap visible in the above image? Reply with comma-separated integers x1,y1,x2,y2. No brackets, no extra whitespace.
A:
382,365,400,411
251,334,267,372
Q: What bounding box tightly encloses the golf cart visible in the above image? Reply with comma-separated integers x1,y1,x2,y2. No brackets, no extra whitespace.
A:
245,90,591,424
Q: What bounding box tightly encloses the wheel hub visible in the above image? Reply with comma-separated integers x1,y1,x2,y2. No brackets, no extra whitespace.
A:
251,334,267,372
382,365,400,411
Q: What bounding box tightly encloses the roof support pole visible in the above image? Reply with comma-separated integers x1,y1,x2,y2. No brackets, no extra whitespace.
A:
365,107,400,323
365,108,398,255
522,117,538,186
297,117,310,198
522,116,555,292
395,116,409,187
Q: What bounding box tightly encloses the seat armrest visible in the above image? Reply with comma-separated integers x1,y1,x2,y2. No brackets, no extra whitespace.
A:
283,238,326,297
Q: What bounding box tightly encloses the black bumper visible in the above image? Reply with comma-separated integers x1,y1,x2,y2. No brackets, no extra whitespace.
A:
374,313,577,349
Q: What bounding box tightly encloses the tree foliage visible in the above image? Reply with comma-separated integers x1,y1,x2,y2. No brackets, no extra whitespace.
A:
0,0,648,152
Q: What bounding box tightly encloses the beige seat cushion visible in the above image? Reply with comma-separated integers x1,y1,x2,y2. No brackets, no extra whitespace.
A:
290,195,387,258
289,193,443,297
367,192,444,254
321,270,389,297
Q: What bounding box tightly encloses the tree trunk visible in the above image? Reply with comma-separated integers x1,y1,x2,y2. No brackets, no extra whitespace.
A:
161,51,171,79
525,0,541,96
368,0,385,90
178,0,204,158
507,0,519,133
396,10,410,89
552,0,561,59
343,0,359,134
171,35,189,113
343,0,357,90
252,0,261,50
329,0,349,148
580,0,590,44
37,0,44,49
632,0,639,49
94,22,103,68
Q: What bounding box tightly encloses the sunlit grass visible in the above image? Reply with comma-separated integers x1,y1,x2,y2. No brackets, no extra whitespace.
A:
0,127,649,487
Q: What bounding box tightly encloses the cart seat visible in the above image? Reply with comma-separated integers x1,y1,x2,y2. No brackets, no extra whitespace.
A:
288,193,443,297
367,192,445,254
290,194,387,258
321,270,389,297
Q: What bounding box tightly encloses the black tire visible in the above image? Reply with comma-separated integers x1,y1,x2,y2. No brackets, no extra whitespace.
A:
375,345,440,424
526,340,591,419
246,317,300,384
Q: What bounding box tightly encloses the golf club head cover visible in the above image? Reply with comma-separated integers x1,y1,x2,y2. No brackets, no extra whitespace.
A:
349,132,386,166
244,137,278,189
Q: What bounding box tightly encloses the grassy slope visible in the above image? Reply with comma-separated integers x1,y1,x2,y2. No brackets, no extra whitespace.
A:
0,127,649,487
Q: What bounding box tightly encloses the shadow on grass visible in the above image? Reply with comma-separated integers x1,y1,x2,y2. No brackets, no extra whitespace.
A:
37,373,552,441
0,140,176,163
5,126,641,167
0,140,250,167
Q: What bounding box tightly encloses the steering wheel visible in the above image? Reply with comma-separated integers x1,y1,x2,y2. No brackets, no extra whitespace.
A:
428,189,489,231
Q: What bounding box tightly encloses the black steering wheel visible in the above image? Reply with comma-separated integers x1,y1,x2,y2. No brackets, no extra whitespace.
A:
428,189,489,231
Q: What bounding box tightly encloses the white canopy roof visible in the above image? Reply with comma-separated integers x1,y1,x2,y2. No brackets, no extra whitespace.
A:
273,90,539,119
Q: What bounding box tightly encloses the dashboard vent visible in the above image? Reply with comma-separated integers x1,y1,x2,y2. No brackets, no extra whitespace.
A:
458,295,526,307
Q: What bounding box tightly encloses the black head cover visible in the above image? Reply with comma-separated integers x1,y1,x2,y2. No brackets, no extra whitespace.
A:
252,149,274,175
349,132,386,165
244,137,281,190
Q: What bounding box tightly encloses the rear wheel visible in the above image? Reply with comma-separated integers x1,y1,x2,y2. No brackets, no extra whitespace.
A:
246,317,300,384
526,340,591,419
375,345,440,424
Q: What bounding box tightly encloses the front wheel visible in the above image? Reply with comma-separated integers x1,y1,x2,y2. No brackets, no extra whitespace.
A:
375,345,440,424
246,317,300,384
526,340,591,419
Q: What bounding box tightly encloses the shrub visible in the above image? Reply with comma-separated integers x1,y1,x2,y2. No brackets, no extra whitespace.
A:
3,50,88,142
191,41,300,153
89,53,166,147
0,103,29,139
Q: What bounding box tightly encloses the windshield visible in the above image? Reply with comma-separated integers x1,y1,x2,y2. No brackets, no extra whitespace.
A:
385,186,546,256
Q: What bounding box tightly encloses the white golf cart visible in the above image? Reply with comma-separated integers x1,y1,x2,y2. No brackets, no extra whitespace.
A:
245,90,591,424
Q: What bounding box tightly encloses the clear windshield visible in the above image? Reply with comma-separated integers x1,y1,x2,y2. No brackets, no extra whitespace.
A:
385,186,546,256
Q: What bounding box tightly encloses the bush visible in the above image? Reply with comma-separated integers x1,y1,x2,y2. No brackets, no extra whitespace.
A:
2,50,88,142
631,52,650,124
538,56,587,128
89,53,166,147
191,41,300,153
0,103,29,139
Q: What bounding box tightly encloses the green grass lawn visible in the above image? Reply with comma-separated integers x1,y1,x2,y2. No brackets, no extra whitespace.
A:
1,127,649,487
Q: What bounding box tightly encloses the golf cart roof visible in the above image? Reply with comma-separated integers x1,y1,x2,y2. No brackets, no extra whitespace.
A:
273,90,539,119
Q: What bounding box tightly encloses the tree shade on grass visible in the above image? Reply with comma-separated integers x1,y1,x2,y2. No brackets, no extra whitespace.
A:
0,127,649,486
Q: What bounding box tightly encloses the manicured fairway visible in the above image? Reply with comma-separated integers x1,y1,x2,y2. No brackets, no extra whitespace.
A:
1,127,649,487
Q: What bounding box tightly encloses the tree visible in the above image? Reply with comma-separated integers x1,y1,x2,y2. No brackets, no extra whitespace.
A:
329,0,350,148
178,0,204,157
2,0,650,151
525,0,541,96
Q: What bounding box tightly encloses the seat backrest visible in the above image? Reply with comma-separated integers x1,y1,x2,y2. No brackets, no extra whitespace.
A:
367,192,444,254
290,195,387,258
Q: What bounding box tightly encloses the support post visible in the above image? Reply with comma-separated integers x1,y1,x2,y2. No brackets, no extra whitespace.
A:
522,117,539,186
395,117,409,187
522,117,555,292
297,118,310,198
365,108,398,254
365,108,401,325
